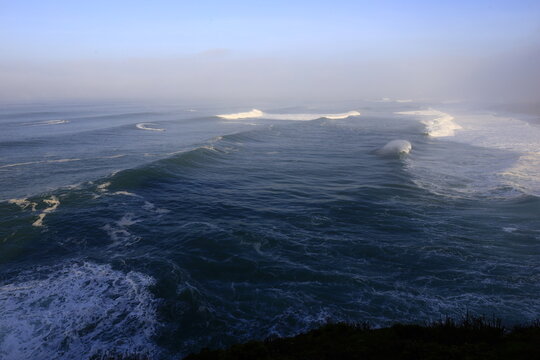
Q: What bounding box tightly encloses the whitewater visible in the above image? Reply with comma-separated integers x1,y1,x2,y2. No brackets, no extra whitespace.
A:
0,101,539,359
217,109,361,120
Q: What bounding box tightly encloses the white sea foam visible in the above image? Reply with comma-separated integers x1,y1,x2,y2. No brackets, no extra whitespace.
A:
32,196,60,227
92,182,112,198
102,224,138,245
0,262,159,360
0,161,42,168
100,154,126,159
111,191,140,197
97,182,111,192
499,151,540,194
403,110,540,197
320,111,361,120
97,182,110,193
446,113,540,195
143,201,170,214
136,123,165,131
117,213,140,227
396,109,462,137
0,155,122,170
217,109,264,119
0,158,81,169
217,109,360,121
8,198,37,211
376,140,412,156
31,119,70,126
102,213,142,246
50,158,80,163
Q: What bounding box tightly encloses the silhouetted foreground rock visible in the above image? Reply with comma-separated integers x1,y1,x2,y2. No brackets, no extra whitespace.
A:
183,317,540,360
96,317,540,360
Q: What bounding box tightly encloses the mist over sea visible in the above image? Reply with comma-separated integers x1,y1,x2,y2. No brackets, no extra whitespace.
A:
1,100,539,359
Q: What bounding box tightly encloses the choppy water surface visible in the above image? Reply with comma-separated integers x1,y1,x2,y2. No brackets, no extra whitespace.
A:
1,100,539,359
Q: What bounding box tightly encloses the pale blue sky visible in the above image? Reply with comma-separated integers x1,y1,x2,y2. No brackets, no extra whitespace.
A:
1,0,539,60
1,1,539,102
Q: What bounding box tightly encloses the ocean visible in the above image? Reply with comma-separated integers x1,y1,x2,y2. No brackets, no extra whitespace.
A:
1,100,539,359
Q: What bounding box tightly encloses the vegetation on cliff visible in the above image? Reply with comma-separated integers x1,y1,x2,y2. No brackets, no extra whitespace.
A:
184,316,540,360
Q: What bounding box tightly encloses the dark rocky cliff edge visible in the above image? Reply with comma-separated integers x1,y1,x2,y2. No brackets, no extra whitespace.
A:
100,316,540,360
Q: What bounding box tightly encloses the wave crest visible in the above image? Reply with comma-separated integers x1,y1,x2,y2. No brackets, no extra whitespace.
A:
217,109,360,121
376,140,412,156
217,109,264,120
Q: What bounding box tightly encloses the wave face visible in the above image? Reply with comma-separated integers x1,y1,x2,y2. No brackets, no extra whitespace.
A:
1,101,540,359
217,109,360,121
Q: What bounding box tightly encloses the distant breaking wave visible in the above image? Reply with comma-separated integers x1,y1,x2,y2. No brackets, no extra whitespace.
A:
217,109,264,120
29,119,70,126
136,123,165,131
217,109,360,121
376,140,412,156
396,109,461,137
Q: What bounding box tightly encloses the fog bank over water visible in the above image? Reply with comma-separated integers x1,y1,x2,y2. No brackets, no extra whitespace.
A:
1,44,539,104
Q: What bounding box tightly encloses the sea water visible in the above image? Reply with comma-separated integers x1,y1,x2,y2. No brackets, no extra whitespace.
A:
1,100,539,359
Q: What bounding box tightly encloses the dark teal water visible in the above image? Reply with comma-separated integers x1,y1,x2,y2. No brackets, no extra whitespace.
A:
1,101,539,359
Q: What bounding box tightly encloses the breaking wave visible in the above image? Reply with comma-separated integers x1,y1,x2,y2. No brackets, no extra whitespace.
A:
217,109,360,121
396,109,461,137
217,109,264,120
376,140,412,156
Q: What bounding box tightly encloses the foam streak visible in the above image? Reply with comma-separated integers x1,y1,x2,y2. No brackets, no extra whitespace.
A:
136,123,165,131
32,196,60,227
